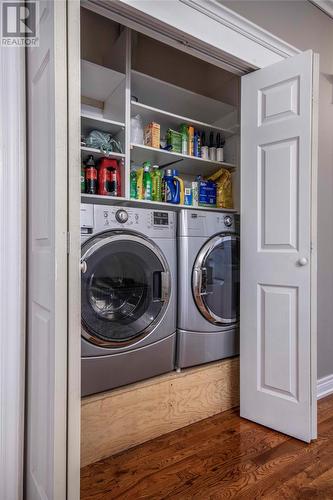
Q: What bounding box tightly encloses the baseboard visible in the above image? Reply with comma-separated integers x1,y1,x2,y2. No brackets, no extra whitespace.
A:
317,374,333,399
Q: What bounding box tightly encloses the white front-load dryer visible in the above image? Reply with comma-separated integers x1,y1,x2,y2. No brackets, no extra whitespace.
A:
80,204,177,396
177,209,240,369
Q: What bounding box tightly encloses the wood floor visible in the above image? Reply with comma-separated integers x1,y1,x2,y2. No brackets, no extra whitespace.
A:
81,394,333,499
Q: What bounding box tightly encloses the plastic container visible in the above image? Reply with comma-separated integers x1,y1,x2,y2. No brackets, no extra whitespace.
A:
151,165,162,202
136,168,144,199
187,126,194,156
173,170,184,204
164,169,180,204
131,114,144,144
85,155,97,195
81,165,85,193
143,162,152,200
130,167,137,199
193,130,200,157
98,158,121,196
179,124,188,156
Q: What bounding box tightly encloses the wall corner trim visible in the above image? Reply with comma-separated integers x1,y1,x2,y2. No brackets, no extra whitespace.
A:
317,374,333,399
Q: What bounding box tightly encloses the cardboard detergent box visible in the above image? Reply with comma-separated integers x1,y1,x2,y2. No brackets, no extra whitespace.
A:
198,180,217,207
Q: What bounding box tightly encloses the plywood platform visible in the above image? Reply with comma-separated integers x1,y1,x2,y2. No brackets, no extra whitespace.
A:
81,357,239,467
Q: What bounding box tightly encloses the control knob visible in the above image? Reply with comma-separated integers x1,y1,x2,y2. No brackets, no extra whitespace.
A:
115,209,129,223
224,215,233,227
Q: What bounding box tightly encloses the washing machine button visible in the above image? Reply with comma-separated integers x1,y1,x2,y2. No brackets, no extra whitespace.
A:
115,209,129,223
224,215,233,227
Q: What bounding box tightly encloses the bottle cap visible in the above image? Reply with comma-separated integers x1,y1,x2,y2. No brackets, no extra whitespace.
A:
165,169,173,176
86,155,95,167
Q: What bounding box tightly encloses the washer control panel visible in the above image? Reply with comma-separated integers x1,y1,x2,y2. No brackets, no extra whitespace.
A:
92,204,176,238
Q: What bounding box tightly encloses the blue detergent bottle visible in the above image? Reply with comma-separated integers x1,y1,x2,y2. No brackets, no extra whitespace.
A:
164,169,180,204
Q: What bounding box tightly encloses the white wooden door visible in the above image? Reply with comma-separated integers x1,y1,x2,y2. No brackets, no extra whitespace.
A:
240,50,318,442
26,1,68,498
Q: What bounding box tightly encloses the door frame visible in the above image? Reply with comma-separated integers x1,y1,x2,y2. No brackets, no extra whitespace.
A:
69,0,316,497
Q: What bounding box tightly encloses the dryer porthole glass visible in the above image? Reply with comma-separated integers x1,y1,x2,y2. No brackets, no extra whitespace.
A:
192,235,240,325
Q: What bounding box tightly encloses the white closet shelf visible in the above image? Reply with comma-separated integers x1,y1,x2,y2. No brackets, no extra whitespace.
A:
131,101,237,138
81,194,237,213
130,143,236,176
81,146,125,162
81,113,125,136
81,60,125,102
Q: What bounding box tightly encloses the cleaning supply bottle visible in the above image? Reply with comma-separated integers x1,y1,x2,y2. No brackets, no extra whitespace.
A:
180,124,188,156
173,170,185,205
143,161,152,200
136,167,144,199
164,169,180,204
151,165,162,201
201,131,208,159
193,130,200,157
187,126,194,156
130,166,137,199
209,131,216,161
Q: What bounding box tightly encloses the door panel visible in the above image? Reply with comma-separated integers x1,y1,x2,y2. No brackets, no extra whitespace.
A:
26,1,68,498
260,138,298,249
240,50,318,442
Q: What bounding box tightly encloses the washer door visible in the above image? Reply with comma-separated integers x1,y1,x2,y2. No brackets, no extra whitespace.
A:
192,234,239,325
81,232,170,347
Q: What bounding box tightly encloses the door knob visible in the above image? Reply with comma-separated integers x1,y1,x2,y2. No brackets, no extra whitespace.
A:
80,260,87,273
298,257,308,266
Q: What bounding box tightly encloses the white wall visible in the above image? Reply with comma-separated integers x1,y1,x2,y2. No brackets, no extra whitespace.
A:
220,0,333,379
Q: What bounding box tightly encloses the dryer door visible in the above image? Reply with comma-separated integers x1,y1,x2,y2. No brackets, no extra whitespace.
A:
192,234,240,325
81,232,170,347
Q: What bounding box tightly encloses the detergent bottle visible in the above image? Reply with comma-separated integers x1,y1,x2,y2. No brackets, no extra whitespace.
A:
164,169,180,204
143,161,152,200
151,165,162,201
173,170,184,205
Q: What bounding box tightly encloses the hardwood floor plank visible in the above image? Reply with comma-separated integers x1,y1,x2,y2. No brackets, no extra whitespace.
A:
81,396,333,500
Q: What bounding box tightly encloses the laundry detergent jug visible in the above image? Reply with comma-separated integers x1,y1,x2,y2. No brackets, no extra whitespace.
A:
164,169,180,204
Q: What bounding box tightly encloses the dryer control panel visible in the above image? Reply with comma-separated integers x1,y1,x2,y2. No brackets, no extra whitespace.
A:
178,209,238,237
84,204,176,238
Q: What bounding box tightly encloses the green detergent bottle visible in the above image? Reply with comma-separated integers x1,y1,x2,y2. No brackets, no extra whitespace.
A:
130,166,137,199
143,161,152,200
151,165,162,201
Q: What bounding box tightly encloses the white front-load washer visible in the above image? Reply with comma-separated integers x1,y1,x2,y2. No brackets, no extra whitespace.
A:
177,209,240,369
80,204,177,396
